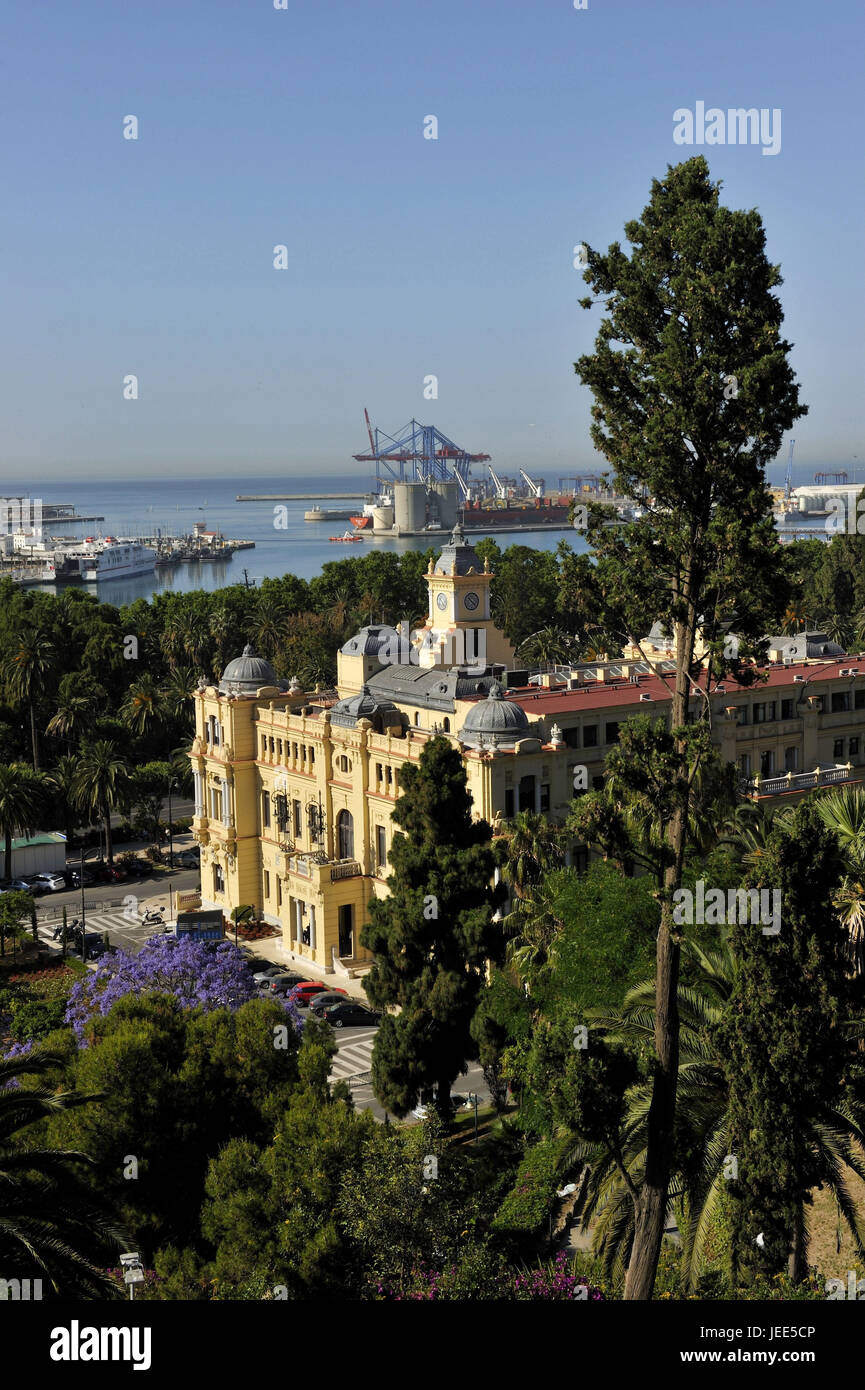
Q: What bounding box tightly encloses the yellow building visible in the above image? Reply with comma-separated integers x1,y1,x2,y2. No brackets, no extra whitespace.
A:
189,526,865,977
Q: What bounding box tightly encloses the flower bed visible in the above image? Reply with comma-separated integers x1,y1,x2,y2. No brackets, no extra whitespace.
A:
234,922,279,942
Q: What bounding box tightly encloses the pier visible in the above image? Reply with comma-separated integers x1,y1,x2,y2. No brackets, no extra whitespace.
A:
237,492,368,502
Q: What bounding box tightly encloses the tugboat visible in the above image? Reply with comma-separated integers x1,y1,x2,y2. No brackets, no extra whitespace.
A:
329,530,364,543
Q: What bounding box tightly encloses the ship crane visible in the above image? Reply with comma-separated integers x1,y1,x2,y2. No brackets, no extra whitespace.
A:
487,465,508,499
784,439,795,502
519,469,544,498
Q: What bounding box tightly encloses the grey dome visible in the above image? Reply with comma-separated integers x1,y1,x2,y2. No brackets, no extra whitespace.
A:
331,682,399,730
458,680,529,748
219,644,285,696
340,624,411,659
434,524,482,576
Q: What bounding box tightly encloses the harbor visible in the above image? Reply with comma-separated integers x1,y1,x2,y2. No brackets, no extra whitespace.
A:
1,518,255,587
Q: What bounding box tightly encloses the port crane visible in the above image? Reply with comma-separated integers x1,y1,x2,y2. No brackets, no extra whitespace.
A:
487,465,508,500
784,439,795,501
354,412,490,490
519,469,544,498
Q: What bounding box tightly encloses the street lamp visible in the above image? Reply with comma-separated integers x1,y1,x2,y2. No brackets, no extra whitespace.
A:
167,778,178,869
119,1252,145,1302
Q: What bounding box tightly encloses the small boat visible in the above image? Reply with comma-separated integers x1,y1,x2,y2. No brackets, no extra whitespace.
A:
329,531,364,543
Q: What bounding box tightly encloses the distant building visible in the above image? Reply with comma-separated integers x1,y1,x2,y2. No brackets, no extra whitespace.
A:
189,528,865,977
9,832,67,878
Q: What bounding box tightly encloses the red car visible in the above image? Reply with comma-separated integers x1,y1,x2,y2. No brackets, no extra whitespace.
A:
289,981,347,1007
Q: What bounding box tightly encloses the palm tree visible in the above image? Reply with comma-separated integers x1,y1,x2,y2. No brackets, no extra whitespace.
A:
120,673,163,738
0,630,57,769
574,938,865,1292
0,1052,128,1297
46,693,97,753
74,742,130,866
253,597,288,662
505,874,568,993
500,810,565,900
161,667,196,731
516,626,578,667
815,786,865,974
0,762,46,880
45,755,79,850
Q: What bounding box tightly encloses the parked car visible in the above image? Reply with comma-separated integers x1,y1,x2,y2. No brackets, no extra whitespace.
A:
0,877,38,895
287,981,336,1007
321,1001,381,1029
67,869,97,888
252,965,285,985
266,973,307,996
29,872,67,893
411,1094,473,1121
21,875,51,895
173,850,200,869
308,989,350,1014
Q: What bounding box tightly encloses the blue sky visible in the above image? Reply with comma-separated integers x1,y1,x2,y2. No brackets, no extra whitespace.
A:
0,0,862,485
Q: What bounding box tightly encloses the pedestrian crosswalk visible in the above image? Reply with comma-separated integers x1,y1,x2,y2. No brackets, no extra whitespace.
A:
39,911,165,952
329,1029,377,1081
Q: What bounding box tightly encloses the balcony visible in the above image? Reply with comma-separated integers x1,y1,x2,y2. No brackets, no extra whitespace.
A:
330,859,362,881
288,854,363,887
739,762,859,800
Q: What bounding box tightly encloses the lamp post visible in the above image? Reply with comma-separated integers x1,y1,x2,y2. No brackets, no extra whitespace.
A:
167,778,177,869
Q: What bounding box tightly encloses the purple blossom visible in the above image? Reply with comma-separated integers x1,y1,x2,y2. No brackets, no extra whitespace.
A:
2,1038,34,1088
64,935,303,1043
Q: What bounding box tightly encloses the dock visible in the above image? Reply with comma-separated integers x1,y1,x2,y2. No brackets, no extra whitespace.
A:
237,493,368,502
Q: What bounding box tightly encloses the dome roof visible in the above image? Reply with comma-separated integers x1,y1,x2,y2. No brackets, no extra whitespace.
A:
340,624,411,658
219,644,284,696
458,680,530,748
434,524,483,576
330,683,399,729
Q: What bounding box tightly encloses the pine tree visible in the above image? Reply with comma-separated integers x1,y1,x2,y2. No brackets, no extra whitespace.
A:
361,737,505,1119
572,156,807,1297
717,800,850,1282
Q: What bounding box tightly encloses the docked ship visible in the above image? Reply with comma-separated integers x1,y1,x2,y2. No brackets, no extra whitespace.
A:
67,538,157,582
350,488,394,530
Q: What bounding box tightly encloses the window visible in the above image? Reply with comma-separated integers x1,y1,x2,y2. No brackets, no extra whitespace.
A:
753,703,765,724
605,722,619,745
766,702,776,721
413,712,419,726
337,810,354,860
386,766,393,786
213,864,224,894
338,755,352,775
573,847,589,874
308,747,315,765
583,724,598,747
293,799,302,839
263,870,270,899
504,789,514,818
856,689,865,710
739,753,751,777
376,762,383,784
338,904,354,958
376,825,387,874
564,727,580,749
261,792,271,830
269,737,275,754
781,699,794,720
293,743,299,760
518,775,536,812
443,717,450,732
277,739,283,759
276,879,282,908
851,737,861,756
831,692,851,713
834,739,844,760
760,750,774,776
540,783,550,814
784,746,799,772
737,706,749,726
261,737,267,759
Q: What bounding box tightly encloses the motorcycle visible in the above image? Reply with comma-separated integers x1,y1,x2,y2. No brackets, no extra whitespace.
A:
141,908,164,926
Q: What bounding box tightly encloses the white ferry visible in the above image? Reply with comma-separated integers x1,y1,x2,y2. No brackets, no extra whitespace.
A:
69,538,157,582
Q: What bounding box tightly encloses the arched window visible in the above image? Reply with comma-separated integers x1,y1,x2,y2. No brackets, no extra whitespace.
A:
443,717,450,732
337,809,354,860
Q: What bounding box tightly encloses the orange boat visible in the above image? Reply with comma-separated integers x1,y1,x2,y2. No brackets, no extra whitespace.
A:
330,531,364,543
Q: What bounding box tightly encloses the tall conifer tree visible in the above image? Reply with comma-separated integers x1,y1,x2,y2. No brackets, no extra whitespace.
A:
362,737,505,1119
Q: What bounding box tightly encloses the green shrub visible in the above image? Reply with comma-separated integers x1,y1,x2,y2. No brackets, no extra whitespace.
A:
491,1135,575,1247
9,996,69,1042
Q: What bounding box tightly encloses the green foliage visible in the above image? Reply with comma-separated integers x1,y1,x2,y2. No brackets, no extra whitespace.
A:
491,1135,575,1247
362,737,506,1118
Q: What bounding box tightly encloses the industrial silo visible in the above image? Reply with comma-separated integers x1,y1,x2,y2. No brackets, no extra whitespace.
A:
372,504,394,532
430,479,459,530
393,481,427,533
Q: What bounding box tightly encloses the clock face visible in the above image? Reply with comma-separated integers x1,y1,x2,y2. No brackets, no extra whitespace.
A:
463,591,480,611
436,593,448,611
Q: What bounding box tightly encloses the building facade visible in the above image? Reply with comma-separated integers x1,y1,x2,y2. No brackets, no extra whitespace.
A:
189,528,865,975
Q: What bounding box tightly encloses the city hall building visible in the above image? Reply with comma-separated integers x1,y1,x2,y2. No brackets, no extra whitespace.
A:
189,527,865,977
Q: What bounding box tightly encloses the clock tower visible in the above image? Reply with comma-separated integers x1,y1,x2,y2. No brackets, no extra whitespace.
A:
418,525,515,670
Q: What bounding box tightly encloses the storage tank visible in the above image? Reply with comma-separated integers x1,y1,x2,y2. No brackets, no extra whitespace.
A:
372,506,394,532
393,482,427,533
430,479,459,531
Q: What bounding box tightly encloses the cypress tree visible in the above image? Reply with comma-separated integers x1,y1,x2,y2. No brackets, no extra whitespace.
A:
362,737,505,1120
